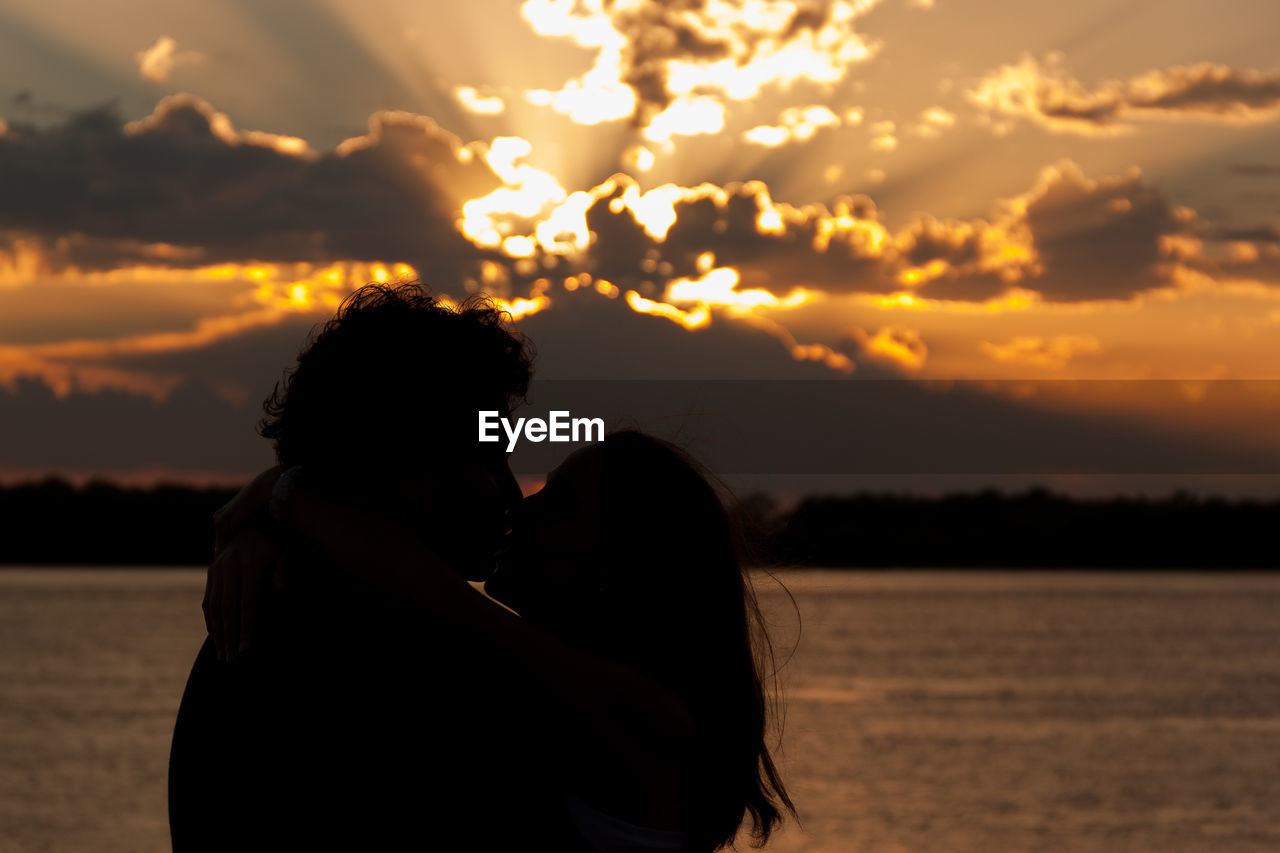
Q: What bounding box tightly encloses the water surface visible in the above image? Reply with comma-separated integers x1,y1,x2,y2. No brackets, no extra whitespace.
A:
2,569,1278,852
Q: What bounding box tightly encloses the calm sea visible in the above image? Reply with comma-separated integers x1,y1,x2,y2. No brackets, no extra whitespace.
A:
1,569,1278,852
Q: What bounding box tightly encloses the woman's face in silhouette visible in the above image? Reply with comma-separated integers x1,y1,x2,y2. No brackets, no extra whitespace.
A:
484,444,609,621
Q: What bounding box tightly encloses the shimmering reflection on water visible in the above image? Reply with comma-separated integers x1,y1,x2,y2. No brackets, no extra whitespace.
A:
756,570,1280,852
1,569,1278,852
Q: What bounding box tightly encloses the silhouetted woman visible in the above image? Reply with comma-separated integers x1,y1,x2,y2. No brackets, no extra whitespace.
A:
209,430,796,852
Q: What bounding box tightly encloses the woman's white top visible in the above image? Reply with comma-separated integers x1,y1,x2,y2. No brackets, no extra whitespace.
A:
566,791,695,853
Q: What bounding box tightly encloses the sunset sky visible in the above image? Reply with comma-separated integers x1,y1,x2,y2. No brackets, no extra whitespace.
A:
3,0,1280,491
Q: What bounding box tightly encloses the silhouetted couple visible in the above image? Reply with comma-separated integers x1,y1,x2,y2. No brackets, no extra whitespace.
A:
168,283,794,851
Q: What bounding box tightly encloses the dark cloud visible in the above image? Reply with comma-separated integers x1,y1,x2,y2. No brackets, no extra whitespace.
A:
0,95,1199,307
579,179,890,295
514,283,862,380
971,56,1280,135
100,313,323,396
886,214,1012,301
544,0,870,133
663,188,890,293
1008,161,1191,301
85,281,859,398
1208,224,1280,243
0,95,503,277
7,285,1278,484
0,284,855,478
612,1,733,127
7,90,76,119
902,217,982,267
0,276,252,345
1123,64,1280,117
0,373,270,477
569,161,1187,304
1195,226,1280,284
1228,162,1280,177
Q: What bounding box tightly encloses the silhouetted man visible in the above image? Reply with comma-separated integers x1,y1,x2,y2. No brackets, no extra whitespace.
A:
168,284,570,850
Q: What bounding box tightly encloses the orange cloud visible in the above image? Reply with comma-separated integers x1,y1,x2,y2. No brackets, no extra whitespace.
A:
4,94,1205,311
979,335,1103,369
124,94,312,157
849,326,928,371
0,95,509,279
1192,225,1280,286
472,154,1195,312
517,0,882,144
969,52,1280,136
2,91,1254,396
742,105,843,147
0,298,303,399
0,258,432,396
454,86,506,115
910,106,956,139
135,36,205,84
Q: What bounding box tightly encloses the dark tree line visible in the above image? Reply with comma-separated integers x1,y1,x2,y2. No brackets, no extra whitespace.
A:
0,478,238,566
0,479,1276,568
740,488,1280,569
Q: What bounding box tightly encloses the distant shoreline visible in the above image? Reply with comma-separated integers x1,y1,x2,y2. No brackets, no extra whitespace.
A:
2,478,1277,569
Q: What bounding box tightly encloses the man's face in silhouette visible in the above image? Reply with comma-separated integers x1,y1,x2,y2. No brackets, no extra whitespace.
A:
403,445,523,582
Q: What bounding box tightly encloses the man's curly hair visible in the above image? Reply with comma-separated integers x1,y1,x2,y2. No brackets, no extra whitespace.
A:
259,283,533,475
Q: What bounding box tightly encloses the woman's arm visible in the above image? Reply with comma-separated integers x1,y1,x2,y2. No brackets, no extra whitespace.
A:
273,480,699,779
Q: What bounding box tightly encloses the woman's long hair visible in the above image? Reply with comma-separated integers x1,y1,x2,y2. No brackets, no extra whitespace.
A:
590,429,797,850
